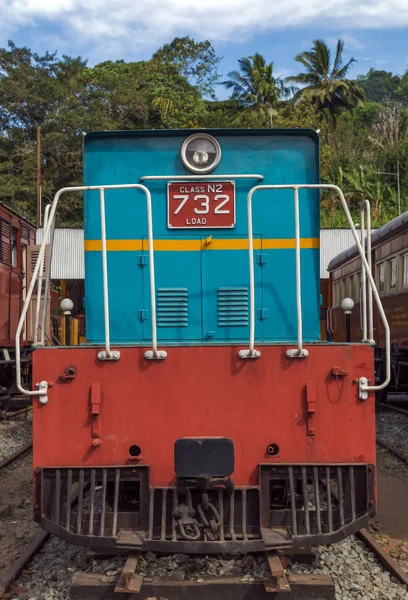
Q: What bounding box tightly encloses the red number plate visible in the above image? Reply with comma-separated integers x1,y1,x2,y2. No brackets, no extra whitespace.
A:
168,181,236,229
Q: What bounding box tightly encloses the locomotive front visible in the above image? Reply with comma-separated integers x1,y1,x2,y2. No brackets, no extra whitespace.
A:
31,129,376,553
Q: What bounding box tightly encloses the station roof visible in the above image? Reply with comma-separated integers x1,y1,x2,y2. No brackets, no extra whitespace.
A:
37,227,361,280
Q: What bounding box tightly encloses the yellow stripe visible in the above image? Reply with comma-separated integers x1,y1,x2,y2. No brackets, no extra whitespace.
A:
84,238,320,252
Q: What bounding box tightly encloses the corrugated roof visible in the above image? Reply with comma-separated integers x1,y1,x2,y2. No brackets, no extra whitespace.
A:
37,227,360,281
328,211,408,272
36,228,84,280
320,229,363,278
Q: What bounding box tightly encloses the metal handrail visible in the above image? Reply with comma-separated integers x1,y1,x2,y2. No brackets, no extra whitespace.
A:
238,184,390,400
40,205,55,346
16,183,166,402
360,200,374,343
33,203,51,347
140,174,264,181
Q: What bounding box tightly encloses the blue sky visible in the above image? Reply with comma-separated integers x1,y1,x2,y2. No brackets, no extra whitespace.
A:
1,1,408,99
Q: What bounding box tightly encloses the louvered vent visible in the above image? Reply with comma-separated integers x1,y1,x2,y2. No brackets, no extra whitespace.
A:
217,287,249,327
0,220,11,266
157,288,188,327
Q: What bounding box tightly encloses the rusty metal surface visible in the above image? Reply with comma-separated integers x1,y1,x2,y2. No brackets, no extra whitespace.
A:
376,437,408,464
114,552,143,594
0,529,49,594
358,528,408,587
37,462,373,553
70,571,335,600
0,441,32,470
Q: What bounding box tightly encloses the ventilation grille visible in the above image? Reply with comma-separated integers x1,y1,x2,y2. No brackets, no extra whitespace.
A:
157,288,188,327
0,219,11,266
217,287,249,327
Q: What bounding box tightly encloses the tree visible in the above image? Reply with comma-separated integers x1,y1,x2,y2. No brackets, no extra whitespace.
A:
152,37,221,98
287,39,365,126
222,53,292,127
356,69,401,103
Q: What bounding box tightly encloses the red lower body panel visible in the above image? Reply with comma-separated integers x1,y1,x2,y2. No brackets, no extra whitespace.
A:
32,343,375,552
33,344,375,484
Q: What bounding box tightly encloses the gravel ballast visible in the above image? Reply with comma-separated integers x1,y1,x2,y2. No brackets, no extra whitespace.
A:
0,419,32,461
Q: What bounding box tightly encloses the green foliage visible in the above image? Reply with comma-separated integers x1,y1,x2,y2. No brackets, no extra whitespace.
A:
152,36,221,99
0,36,407,229
287,39,365,127
222,53,293,126
356,69,402,103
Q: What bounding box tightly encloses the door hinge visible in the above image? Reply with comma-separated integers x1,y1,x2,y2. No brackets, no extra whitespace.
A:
138,309,148,321
306,381,316,437
257,253,267,265
137,254,147,266
258,308,268,320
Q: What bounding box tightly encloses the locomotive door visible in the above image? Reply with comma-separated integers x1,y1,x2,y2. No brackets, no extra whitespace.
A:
201,235,263,343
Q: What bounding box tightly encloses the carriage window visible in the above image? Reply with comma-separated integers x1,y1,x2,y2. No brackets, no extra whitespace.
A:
11,226,18,267
355,273,361,301
377,263,385,292
403,253,408,288
389,257,397,290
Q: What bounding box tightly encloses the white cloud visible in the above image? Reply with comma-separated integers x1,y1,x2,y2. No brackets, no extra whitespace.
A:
1,0,408,59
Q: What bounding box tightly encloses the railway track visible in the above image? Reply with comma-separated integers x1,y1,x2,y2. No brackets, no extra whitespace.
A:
0,425,407,597
377,401,408,418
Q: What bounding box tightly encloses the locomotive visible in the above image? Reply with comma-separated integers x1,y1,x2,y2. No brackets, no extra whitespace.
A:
18,128,387,554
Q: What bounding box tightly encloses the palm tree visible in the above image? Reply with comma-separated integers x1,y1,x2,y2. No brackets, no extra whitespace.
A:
287,40,365,125
222,53,292,127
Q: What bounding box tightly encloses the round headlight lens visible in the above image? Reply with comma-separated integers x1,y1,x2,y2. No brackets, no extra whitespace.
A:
181,133,221,174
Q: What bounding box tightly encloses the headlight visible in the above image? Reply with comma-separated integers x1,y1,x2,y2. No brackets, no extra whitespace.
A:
180,133,221,174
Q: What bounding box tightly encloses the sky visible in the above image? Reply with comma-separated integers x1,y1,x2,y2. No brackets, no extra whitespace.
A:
1,0,408,99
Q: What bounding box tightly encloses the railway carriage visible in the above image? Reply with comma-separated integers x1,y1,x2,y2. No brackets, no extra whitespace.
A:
0,202,37,411
328,211,408,399
20,129,387,554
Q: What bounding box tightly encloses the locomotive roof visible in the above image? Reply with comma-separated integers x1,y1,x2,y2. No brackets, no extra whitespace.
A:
0,201,37,227
328,210,408,272
84,127,320,141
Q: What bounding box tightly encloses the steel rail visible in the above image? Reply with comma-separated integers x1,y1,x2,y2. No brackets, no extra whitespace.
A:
376,401,408,417
377,437,408,464
357,528,408,587
239,184,390,400
0,529,49,595
0,441,32,470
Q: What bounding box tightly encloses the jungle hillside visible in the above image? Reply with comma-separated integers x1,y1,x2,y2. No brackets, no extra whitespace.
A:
1,37,407,227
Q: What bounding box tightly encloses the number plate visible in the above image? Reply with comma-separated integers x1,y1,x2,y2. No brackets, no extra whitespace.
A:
167,181,236,229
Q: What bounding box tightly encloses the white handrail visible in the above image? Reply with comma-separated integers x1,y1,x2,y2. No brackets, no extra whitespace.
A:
238,184,390,399
360,200,374,343
16,183,166,401
97,189,114,360
40,208,55,346
140,174,264,181
33,203,51,347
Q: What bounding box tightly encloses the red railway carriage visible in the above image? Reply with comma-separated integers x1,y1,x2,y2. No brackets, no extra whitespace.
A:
20,129,382,555
328,211,408,398
0,202,37,402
